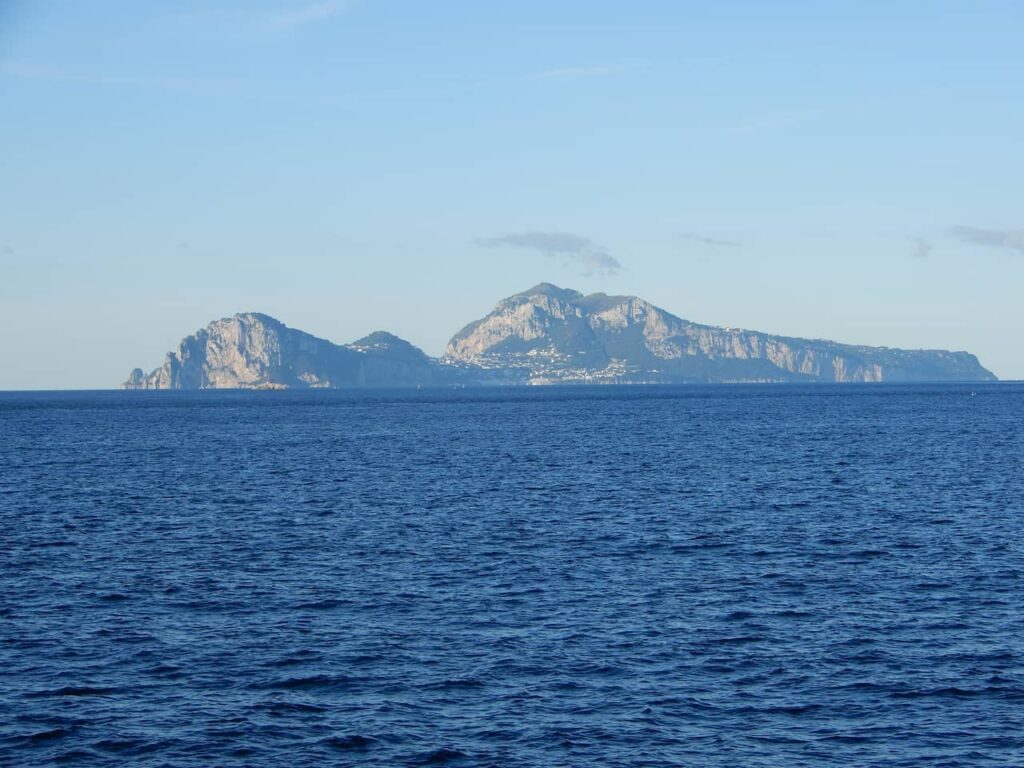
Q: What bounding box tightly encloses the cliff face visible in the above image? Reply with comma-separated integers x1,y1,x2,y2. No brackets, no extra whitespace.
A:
442,283,996,384
124,314,449,390
124,285,996,389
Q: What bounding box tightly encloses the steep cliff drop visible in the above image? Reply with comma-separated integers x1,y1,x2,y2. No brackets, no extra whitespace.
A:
123,285,996,388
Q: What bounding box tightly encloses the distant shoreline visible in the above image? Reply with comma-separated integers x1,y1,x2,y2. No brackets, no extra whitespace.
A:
3,381,1019,395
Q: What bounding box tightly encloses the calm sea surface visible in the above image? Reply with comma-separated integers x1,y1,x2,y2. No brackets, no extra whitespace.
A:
1,385,1023,767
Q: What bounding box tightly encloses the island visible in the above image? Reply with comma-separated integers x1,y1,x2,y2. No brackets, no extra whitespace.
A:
123,283,996,388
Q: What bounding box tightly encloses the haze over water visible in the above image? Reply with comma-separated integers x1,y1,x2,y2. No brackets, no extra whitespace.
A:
2,384,1022,766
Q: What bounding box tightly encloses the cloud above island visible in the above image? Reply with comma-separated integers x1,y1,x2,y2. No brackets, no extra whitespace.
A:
476,231,622,275
947,225,1024,256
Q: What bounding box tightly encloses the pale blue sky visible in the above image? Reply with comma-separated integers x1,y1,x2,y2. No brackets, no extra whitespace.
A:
1,0,1021,387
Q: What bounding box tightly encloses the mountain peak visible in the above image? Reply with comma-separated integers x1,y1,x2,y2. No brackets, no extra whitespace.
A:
440,285,996,383
123,317,446,389
348,331,429,361
575,292,640,313
351,330,406,346
513,283,584,302
228,311,282,326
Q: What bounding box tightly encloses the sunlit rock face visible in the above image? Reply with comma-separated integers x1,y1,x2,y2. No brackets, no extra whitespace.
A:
123,285,995,389
442,283,996,384
122,314,450,390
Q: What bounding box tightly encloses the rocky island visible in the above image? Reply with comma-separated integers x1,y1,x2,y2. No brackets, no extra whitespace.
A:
123,283,996,388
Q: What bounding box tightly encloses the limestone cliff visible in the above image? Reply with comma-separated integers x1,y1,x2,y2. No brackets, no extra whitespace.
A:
124,286,996,389
123,314,451,390
442,283,996,384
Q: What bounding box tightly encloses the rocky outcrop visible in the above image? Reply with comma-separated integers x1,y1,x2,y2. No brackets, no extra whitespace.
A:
124,286,996,389
442,283,996,384
123,313,455,390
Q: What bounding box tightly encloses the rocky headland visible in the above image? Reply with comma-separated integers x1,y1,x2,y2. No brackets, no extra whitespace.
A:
123,284,996,388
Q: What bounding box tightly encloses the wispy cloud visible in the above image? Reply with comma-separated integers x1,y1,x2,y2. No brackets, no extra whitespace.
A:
533,65,620,80
476,232,622,276
910,237,932,260
679,232,741,248
947,225,1024,256
267,0,351,30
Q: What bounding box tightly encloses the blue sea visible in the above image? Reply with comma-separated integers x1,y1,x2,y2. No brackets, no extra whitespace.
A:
2,385,1023,767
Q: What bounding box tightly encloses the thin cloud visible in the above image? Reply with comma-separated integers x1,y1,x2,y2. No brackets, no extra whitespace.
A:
947,225,1024,256
267,0,351,30
476,232,622,276
911,237,932,260
679,232,741,248
2,245,13,256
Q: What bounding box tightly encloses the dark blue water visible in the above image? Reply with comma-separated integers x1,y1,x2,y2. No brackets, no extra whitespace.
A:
2,385,1023,767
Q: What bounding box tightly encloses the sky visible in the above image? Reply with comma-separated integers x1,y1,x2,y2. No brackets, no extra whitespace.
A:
1,0,1022,388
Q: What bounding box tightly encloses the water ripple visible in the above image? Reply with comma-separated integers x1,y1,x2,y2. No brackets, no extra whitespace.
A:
1,384,1022,766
